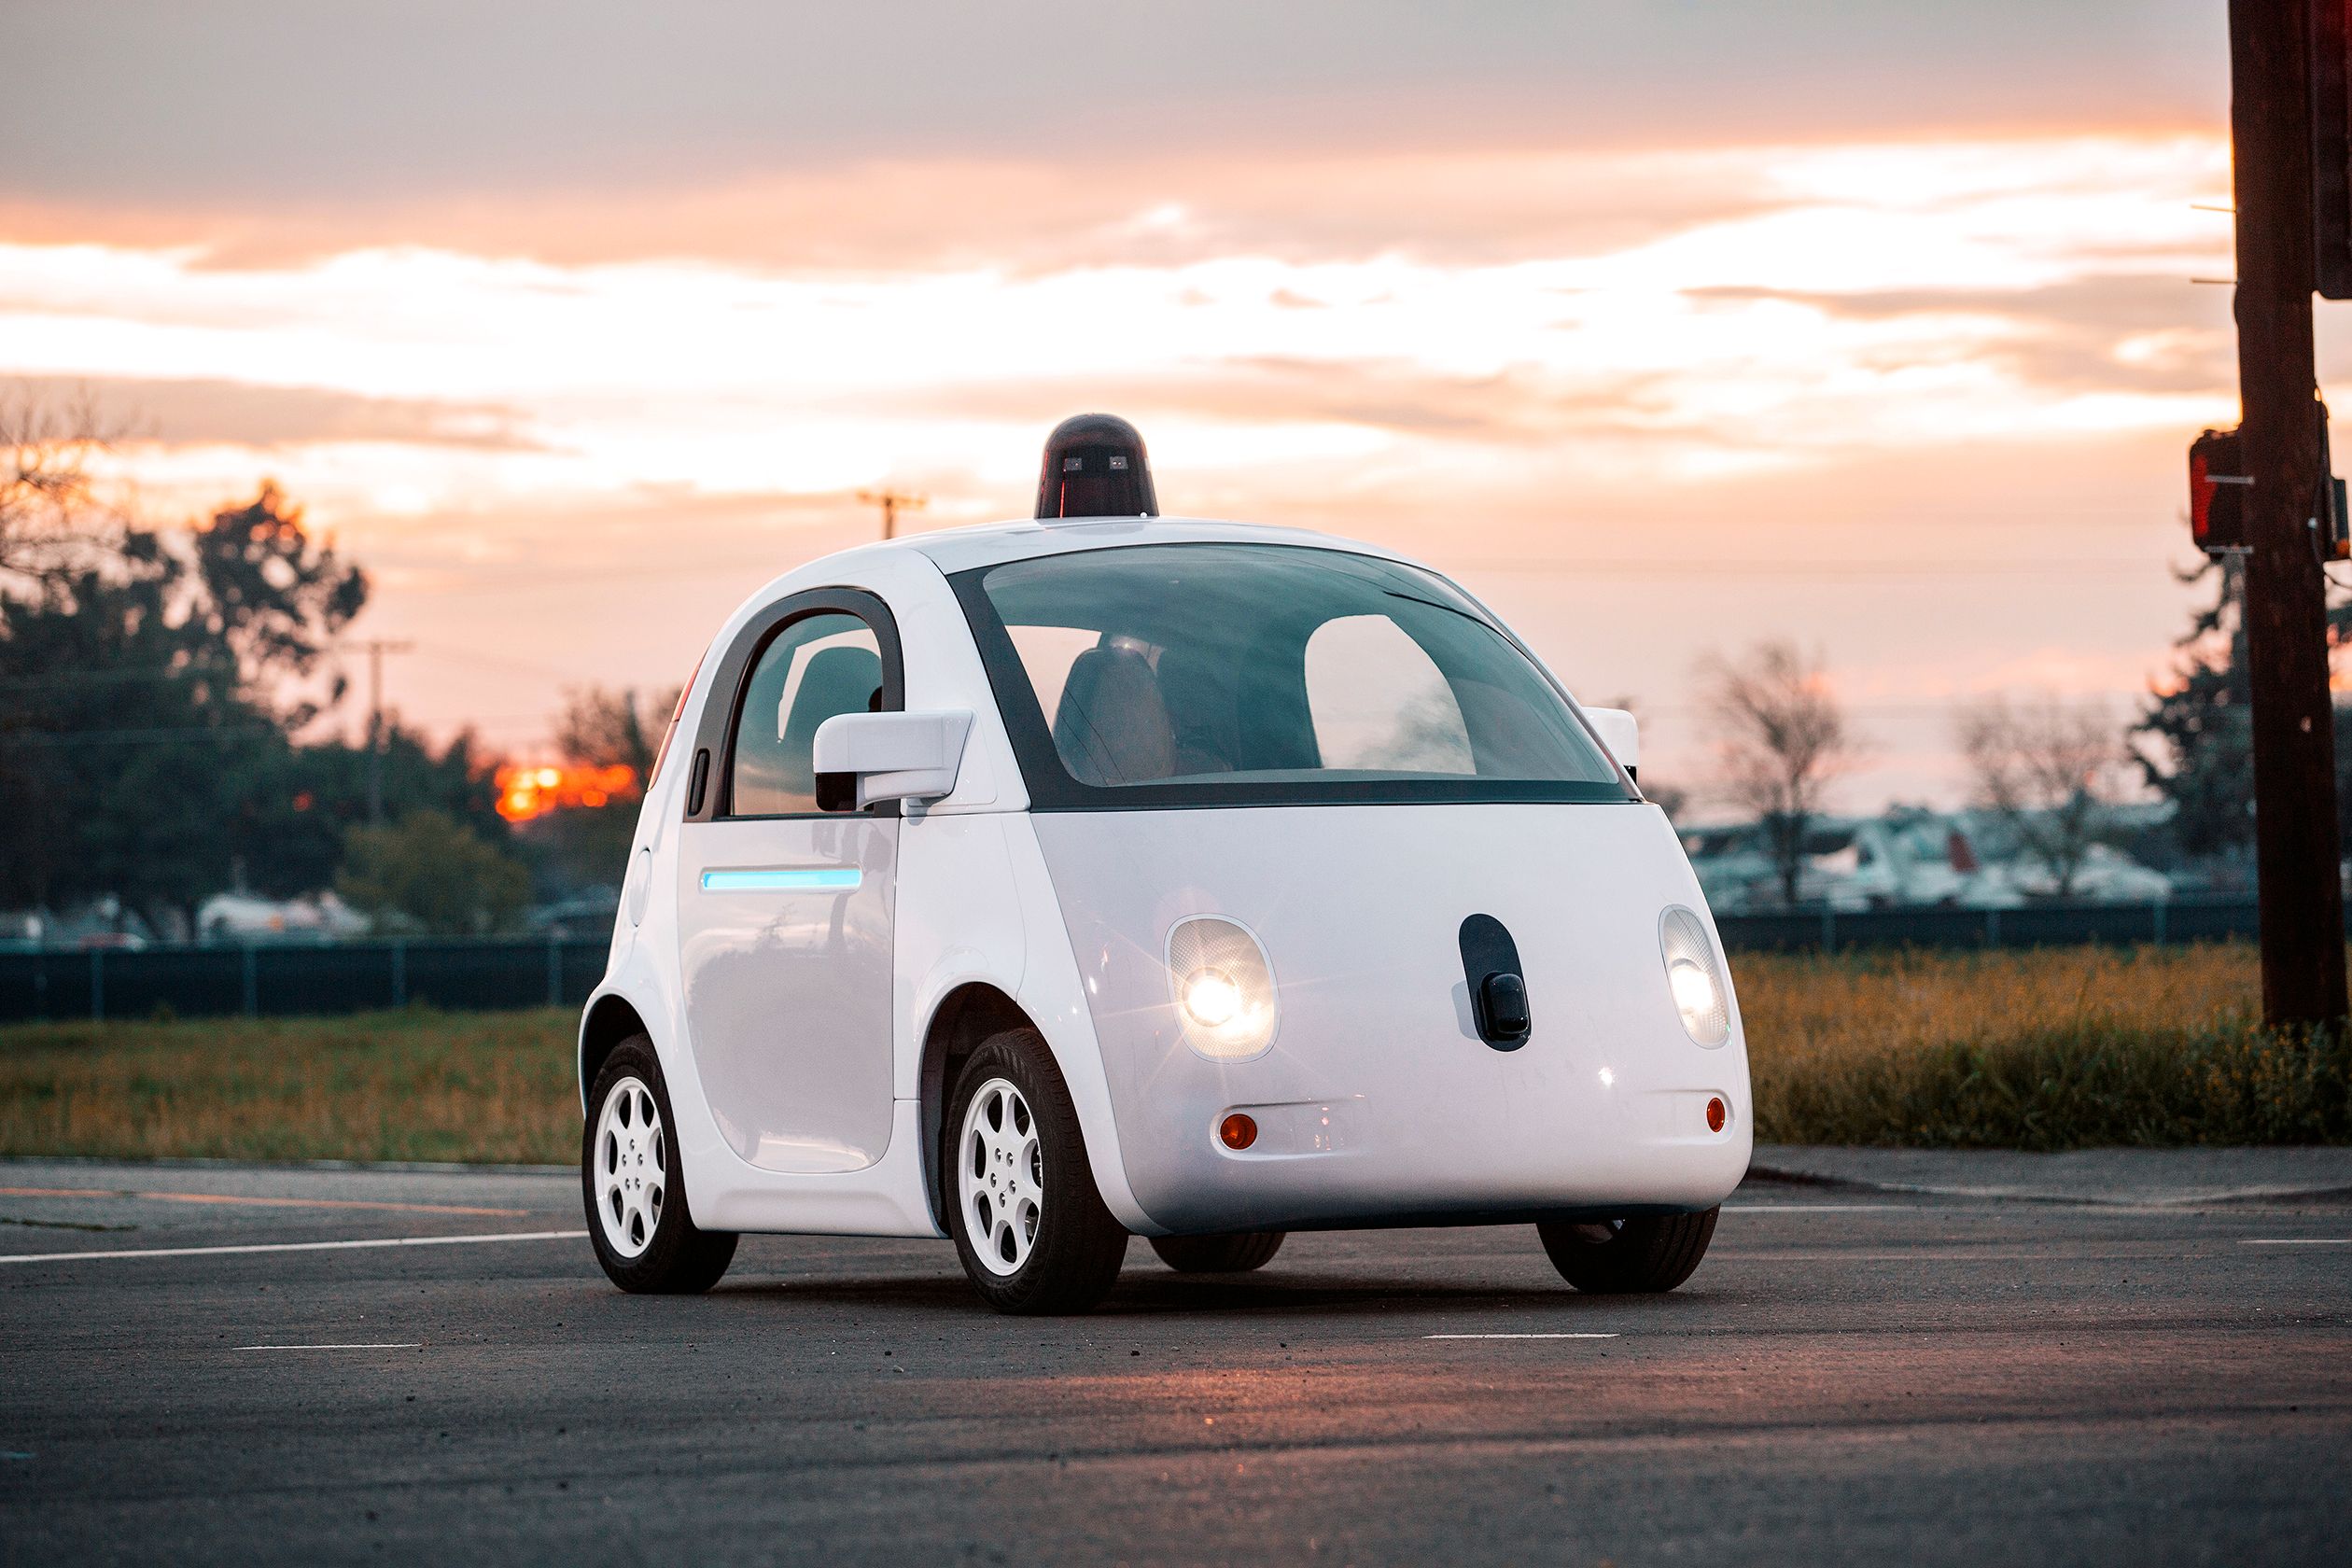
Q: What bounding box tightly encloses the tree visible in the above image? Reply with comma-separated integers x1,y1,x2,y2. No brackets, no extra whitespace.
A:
0,542,270,921
1700,641,1857,906
0,396,370,929
241,721,511,901
187,483,368,725
553,685,678,777
1956,694,2126,898
2136,557,2352,872
2135,558,2255,862
337,808,529,935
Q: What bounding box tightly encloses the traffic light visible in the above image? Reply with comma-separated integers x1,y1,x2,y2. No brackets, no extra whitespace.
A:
2190,414,2351,559
2189,427,2248,553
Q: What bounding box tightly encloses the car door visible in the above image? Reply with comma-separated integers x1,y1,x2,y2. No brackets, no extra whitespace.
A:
673,589,902,1173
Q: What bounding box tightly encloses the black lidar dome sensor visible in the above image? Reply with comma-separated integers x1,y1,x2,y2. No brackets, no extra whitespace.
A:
1035,413,1158,520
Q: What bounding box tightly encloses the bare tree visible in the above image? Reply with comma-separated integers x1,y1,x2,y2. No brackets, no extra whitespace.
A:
1955,694,2126,898
0,387,122,588
554,685,681,778
1700,641,1857,905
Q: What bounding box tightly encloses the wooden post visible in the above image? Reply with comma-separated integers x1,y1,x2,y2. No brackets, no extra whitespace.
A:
2229,0,2350,1030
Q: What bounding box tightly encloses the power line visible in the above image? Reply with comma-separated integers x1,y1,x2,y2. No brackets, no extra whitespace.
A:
0,666,234,693
0,723,280,749
406,641,578,682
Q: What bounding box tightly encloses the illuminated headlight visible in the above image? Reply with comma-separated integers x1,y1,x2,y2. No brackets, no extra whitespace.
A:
1166,916,1278,1060
1659,906,1731,1046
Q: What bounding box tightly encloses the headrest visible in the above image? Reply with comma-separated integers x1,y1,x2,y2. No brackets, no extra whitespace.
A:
1053,646,1174,785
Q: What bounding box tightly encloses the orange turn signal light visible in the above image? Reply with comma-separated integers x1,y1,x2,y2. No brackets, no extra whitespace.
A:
1706,1097,1728,1134
1218,1113,1258,1151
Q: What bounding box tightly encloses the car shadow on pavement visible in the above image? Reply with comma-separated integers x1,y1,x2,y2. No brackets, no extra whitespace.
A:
706,1267,1732,1322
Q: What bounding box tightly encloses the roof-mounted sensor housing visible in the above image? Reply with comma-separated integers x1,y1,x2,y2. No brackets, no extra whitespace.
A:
1034,413,1158,520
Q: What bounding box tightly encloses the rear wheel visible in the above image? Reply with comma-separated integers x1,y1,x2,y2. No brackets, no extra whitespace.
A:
1536,1209,1717,1295
1150,1231,1286,1274
945,1030,1129,1315
582,1037,737,1294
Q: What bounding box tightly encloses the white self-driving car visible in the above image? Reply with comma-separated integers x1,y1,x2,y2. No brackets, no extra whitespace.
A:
580,420,1750,1313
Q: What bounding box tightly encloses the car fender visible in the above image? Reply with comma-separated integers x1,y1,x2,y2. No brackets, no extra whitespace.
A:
997,812,1163,1235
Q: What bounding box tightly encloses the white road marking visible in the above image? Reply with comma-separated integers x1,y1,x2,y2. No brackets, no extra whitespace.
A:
1723,1203,1909,1212
2241,1239,2352,1246
1424,1333,1621,1340
0,1229,586,1266
0,1186,529,1217
236,1343,422,1351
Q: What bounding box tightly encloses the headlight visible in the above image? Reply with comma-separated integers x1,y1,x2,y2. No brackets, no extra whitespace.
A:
1181,969,1246,1029
1659,906,1731,1046
1166,916,1278,1060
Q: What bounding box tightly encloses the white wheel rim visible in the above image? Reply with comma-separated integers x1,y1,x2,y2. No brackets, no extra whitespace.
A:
958,1077,1043,1277
594,1076,665,1259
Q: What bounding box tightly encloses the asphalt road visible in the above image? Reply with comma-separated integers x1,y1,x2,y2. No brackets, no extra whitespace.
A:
2,1159,2347,1565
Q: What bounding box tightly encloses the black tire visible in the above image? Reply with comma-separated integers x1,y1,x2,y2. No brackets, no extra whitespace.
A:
944,1029,1129,1315
582,1036,737,1295
1150,1231,1286,1274
1536,1208,1718,1295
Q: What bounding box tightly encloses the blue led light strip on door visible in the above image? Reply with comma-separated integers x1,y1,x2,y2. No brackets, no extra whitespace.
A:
699,868,863,892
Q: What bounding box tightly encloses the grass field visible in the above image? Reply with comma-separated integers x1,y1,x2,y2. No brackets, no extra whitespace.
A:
0,1008,581,1165
0,944,2344,1163
1741,944,2348,1149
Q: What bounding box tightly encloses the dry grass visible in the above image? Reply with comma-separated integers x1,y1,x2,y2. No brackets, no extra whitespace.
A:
0,945,2343,1163
0,1007,577,1164
1738,942,2350,1149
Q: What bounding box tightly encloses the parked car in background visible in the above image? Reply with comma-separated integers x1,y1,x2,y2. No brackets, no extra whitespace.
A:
1685,806,2177,914
196,890,370,945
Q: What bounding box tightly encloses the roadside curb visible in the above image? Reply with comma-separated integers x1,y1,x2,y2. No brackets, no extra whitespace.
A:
1743,1151,2352,1209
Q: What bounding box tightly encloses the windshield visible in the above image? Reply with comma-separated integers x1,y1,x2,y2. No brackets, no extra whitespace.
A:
951,542,1631,809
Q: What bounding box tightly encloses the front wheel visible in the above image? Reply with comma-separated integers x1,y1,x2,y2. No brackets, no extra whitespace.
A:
945,1030,1129,1315
1536,1209,1717,1295
1150,1231,1286,1274
582,1037,737,1294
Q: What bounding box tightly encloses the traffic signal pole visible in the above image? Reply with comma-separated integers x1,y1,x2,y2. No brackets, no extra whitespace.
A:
2227,0,2349,1029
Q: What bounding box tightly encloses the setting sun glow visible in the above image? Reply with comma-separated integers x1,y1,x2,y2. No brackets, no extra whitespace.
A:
496,764,638,823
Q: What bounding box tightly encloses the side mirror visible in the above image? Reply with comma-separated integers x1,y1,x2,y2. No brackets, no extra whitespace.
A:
811,709,973,810
1587,707,1638,782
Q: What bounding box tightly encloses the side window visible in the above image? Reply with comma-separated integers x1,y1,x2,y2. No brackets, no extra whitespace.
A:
727,612,884,816
1303,614,1474,774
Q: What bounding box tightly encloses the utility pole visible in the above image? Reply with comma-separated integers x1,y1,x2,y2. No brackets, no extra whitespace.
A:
2227,0,2349,1030
341,638,413,825
857,487,926,540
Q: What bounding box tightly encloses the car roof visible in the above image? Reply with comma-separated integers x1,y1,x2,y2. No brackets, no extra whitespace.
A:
894,515,1420,576
719,516,1448,653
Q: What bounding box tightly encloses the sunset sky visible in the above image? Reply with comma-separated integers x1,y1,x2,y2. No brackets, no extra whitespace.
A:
6,0,2332,812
